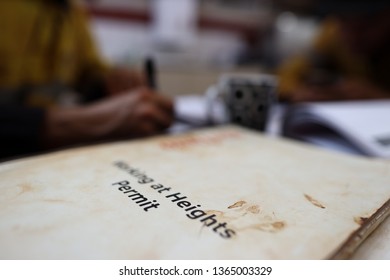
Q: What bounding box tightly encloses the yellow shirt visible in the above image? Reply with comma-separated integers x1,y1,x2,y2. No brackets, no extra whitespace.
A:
278,18,390,100
0,0,108,106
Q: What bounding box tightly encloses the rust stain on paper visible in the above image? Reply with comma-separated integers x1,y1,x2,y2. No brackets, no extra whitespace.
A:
212,201,262,218
228,201,247,209
159,130,241,150
247,205,260,214
205,210,224,217
18,183,34,195
304,194,326,209
247,221,286,233
354,216,369,225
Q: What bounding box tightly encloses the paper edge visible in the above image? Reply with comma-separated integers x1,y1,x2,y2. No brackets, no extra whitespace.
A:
328,198,390,259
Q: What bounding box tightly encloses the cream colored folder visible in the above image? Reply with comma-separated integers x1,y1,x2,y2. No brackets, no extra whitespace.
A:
0,125,389,259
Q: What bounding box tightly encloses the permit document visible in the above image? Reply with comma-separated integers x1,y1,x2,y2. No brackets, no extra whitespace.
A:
0,125,390,259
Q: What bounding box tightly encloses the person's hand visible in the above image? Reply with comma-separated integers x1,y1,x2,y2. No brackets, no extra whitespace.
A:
43,87,173,148
104,67,146,96
89,87,173,138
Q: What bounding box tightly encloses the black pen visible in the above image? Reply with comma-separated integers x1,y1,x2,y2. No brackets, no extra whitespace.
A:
145,56,157,90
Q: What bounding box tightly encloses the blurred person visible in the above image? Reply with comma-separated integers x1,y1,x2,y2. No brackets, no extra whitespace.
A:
0,0,173,160
278,0,390,102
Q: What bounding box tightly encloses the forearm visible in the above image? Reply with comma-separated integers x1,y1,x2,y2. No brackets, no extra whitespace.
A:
42,88,174,149
42,103,119,149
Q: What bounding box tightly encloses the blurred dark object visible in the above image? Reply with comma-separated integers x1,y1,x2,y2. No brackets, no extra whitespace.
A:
274,0,316,15
275,0,390,17
316,0,390,16
277,0,390,102
54,0,70,10
0,106,45,161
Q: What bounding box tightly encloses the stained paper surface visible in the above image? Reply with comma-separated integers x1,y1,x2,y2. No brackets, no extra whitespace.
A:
0,126,389,259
